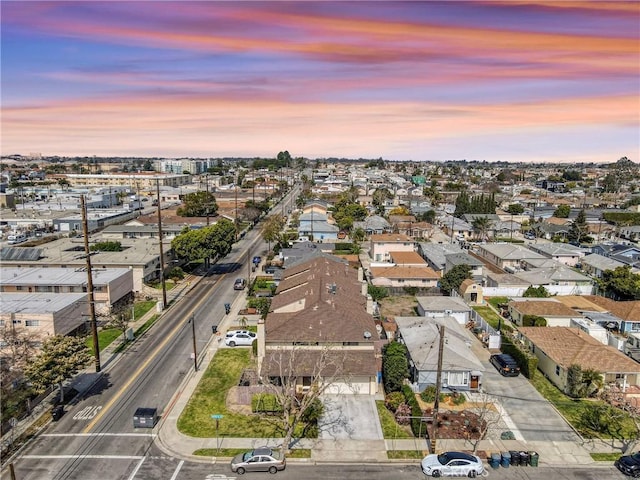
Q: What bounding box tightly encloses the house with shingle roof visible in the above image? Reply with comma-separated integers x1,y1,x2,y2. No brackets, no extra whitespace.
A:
508,299,584,327
475,243,546,271
352,215,391,235
416,296,472,325
511,265,593,296
418,242,463,272
517,326,640,394
580,253,627,278
395,316,484,392
444,252,484,282
527,243,587,267
581,295,640,334
369,265,440,290
257,256,379,395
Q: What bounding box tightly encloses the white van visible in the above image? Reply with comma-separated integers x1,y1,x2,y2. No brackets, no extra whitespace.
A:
7,233,27,245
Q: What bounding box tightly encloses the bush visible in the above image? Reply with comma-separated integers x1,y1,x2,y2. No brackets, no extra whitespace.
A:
420,385,445,404
394,403,411,425
450,392,467,406
382,342,409,393
402,385,423,437
385,392,405,412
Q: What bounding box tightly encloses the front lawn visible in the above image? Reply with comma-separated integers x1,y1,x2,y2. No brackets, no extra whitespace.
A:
375,401,413,439
530,373,637,439
178,349,304,438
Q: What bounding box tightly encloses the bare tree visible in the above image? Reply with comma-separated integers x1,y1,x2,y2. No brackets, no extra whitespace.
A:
464,392,504,454
259,346,355,452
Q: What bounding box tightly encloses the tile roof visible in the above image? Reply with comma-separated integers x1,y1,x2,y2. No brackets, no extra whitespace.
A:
389,251,426,265
508,299,580,317
369,233,413,242
554,295,608,313
518,326,640,373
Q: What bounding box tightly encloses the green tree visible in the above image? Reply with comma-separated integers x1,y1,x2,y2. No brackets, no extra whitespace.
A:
262,214,286,251
24,336,92,403
176,191,218,217
382,342,409,393
89,241,122,252
553,204,571,218
440,264,471,295
372,188,393,215
568,209,592,244
507,203,524,215
471,216,494,241
171,219,236,265
367,285,389,302
599,266,640,301
332,202,367,232
416,209,436,223
351,227,366,242
523,285,550,298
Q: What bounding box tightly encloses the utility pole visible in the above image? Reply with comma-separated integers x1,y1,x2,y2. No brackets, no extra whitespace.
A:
431,324,445,453
81,195,101,373
234,174,239,241
156,179,167,309
204,174,210,226
189,315,198,372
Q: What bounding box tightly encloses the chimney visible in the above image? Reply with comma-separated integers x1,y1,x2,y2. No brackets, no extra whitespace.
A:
366,294,374,314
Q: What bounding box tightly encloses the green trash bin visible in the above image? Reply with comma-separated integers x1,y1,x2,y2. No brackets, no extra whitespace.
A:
529,451,539,467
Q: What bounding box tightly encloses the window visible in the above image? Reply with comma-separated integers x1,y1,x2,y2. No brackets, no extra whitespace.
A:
25,320,40,327
555,365,560,376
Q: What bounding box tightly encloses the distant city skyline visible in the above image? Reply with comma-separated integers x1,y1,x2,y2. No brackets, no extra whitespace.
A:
1,1,638,164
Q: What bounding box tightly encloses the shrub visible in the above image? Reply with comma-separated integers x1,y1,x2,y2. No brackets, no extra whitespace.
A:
402,385,423,437
420,385,446,404
450,392,467,406
394,403,411,425
385,392,405,412
382,342,409,393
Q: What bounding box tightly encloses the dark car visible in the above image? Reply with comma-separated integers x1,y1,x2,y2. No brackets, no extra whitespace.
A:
51,405,65,421
489,353,520,377
615,452,640,477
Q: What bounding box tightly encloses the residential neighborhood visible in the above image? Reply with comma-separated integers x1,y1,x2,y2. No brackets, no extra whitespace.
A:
1,155,640,477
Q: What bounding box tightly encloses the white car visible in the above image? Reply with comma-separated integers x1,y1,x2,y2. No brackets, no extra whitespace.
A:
421,451,484,478
225,331,256,347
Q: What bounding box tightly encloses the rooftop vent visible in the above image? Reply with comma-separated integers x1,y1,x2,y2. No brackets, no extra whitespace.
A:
363,331,372,339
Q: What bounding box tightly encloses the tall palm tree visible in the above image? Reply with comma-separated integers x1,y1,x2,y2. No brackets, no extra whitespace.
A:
472,216,494,241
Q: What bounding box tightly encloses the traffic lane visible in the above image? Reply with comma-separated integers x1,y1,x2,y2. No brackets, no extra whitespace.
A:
14,434,156,480
482,364,578,442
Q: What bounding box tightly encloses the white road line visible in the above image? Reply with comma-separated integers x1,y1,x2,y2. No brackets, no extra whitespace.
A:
169,460,184,480
41,433,156,437
21,455,144,459
127,456,146,480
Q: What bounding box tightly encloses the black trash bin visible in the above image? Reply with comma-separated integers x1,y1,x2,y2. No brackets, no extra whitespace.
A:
51,405,64,421
510,451,520,466
529,451,539,467
224,303,231,314
519,451,530,466
211,325,218,334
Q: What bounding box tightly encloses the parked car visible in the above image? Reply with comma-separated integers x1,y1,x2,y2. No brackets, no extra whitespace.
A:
234,278,246,290
421,451,485,477
615,452,640,477
231,447,286,474
225,330,256,340
225,331,256,347
51,405,65,421
489,353,521,377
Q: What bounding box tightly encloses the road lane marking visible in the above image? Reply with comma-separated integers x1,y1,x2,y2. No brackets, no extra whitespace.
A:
21,455,144,459
42,433,156,437
73,405,102,420
169,460,184,480
127,456,146,480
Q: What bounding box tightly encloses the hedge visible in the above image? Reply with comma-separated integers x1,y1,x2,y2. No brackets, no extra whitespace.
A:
501,339,538,379
402,385,423,437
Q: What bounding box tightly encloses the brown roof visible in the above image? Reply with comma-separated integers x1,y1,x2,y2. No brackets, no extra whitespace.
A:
369,233,413,242
266,256,378,343
370,265,440,280
260,349,377,377
554,295,608,313
508,300,578,317
581,296,640,321
545,217,571,226
389,251,426,265
518,327,640,373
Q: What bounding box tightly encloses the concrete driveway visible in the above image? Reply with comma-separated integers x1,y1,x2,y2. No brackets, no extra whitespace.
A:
319,395,384,440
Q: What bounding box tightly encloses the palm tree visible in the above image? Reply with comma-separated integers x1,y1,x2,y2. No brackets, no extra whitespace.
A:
472,216,494,241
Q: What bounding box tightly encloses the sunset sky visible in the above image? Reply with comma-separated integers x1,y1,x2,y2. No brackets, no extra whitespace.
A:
1,1,638,163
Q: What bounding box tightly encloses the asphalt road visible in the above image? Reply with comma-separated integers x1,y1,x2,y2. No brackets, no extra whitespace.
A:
11,224,269,480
